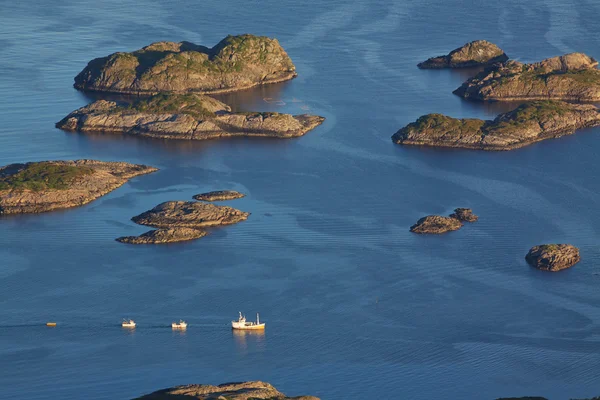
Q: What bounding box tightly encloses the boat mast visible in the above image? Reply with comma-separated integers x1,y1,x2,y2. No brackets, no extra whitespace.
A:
257,313,260,324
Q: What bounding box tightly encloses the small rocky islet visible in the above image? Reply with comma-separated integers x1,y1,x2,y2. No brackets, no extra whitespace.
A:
117,200,249,244
56,93,324,141
418,40,508,69
193,190,245,201
454,52,600,101
525,244,581,272
410,208,478,234
135,381,319,400
393,100,600,150
0,160,156,214
74,34,297,95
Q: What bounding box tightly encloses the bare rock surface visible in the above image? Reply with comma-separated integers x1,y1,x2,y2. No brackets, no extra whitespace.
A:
131,201,249,228
454,52,600,101
116,227,207,244
0,160,156,214
56,94,324,141
193,190,245,201
135,381,319,400
410,215,463,234
418,40,508,69
74,34,297,95
450,208,479,222
392,101,600,150
525,244,580,271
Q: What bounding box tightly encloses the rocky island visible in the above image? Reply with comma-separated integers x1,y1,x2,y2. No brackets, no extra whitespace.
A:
132,201,249,228
525,244,581,271
418,40,508,69
56,93,324,141
193,190,245,201
410,208,478,234
454,52,600,101
0,160,156,214
135,381,319,399
392,101,600,150
74,34,297,95
116,227,207,244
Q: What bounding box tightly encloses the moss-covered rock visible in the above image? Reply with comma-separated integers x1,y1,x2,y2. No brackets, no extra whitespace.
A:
116,227,207,244
0,160,156,214
74,34,297,94
193,190,245,201
418,40,508,69
454,52,600,101
526,244,580,271
392,101,600,150
135,381,319,399
131,201,249,229
56,93,325,141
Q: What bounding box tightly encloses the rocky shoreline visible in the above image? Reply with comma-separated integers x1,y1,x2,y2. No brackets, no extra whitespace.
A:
418,40,508,69
454,52,600,101
393,101,600,150
0,160,156,214
135,381,318,399
56,94,324,141
74,34,298,95
116,227,207,244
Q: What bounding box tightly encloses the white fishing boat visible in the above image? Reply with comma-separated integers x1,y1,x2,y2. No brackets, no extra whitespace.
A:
231,312,265,330
171,320,187,329
121,319,136,328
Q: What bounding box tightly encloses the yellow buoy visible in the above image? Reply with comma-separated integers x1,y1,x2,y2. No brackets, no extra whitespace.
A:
46,322,57,327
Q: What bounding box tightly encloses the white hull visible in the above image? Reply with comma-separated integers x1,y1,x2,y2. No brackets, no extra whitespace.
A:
172,323,187,329
231,322,266,330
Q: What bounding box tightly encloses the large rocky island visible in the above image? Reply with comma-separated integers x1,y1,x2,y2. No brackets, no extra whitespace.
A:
418,40,508,69
74,34,297,95
392,101,600,150
135,381,318,399
526,244,581,271
56,94,324,141
454,52,600,101
0,160,156,214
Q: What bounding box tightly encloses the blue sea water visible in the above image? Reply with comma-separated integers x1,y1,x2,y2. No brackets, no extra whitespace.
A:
1,0,600,399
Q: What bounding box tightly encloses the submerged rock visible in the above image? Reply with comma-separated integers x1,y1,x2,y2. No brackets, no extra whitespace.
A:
74,34,297,95
135,381,319,399
410,215,463,234
525,244,580,271
0,160,156,214
56,94,324,141
193,190,245,201
131,201,249,228
454,52,600,101
116,227,207,244
449,208,478,222
392,101,600,150
418,40,508,69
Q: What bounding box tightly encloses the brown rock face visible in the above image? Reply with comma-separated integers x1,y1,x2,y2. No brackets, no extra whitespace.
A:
450,208,478,222
135,381,319,400
410,215,463,234
116,227,207,244
418,40,508,69
193,190,245,201
56,94,325,141
454,52,600,101
525,244,581,271
131,201,249,228
392,101,600,150
74,34,297,95
0,160,157,214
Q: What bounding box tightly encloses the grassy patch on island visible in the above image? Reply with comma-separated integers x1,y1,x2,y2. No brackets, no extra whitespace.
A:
0,163,94,191
126,94,216,119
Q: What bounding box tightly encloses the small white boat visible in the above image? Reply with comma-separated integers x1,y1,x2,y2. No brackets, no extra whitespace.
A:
231,312,265,330
121,319,136,328
171,320,187,329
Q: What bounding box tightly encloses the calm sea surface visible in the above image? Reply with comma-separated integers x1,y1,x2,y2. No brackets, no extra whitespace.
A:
1,1,600,399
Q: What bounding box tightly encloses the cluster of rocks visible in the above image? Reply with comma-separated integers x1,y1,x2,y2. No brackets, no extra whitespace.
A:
117,190,248,244
136,381,318,399
399,41,600,151
410,208,478,234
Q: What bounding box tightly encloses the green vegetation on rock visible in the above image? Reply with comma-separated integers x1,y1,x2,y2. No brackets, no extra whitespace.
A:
0,163,94,191
124,93,216,119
